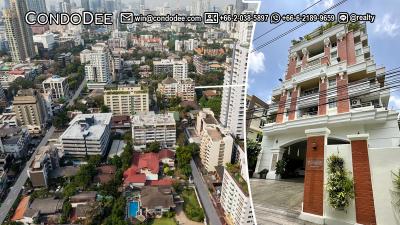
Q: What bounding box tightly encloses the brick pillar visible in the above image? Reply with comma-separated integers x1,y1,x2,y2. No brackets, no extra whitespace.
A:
303,128,330,217
301,48,308,68
276,91,287,124
348,134,377,225
286,54,297,80
321,38,330,65
288,86,298,121
318,76,327,115
346,32,356,66
337,31,347,62
337,73,350,113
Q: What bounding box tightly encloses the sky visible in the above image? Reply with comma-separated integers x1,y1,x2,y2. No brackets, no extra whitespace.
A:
248,0,400,110
42,0,236,11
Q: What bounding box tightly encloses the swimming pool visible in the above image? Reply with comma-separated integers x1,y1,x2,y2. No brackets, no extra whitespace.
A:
128,201,139,218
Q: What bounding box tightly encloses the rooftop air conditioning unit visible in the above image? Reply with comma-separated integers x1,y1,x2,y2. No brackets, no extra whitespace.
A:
351,99,361,106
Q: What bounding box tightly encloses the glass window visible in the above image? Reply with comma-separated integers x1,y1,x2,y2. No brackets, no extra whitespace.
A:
355,48,362,55
328,78,336,87
328,98,337,108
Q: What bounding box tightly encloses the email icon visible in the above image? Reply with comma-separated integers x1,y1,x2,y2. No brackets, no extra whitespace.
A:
120,12,134,24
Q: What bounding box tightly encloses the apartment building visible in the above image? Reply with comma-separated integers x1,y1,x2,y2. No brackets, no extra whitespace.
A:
104,85,149,115
220,44,249,139
27,146,59,188
172,59,188,81
220,165,254,225
0,126,30,158
158,77,195,101
193,55,210,75
256,23,400,225
131,111,176,148
81,43,112,90
3,0,36,62
153,59,188,80
153,59,174,75
246,95,268,142
12,89,47,135
60,113,112,156
199,125,233,172
42,75,70,100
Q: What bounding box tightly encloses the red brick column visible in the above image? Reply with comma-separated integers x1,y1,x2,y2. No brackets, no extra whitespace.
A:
348,134,377,225
276,91,287,124
318,76,327,116
346,32,356,66
303,128,330,217
288,86,298,121
286,54,297,80
321,38,331,65
337,32,347,62
337,73,350,113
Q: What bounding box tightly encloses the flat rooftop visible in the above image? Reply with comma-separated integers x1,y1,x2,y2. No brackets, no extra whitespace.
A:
132,111,175,127
60,113,112,140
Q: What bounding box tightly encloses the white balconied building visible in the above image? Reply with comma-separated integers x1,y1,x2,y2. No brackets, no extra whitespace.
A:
104,85,149,115
81,43,112,90
42,75,69,100
131,111,176,148
220,44,249,139
220,164,254,225
199,125,233,172
256,23,400,225
60,113,112,156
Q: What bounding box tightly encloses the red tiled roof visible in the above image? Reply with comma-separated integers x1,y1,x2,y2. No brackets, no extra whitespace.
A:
11,196,30,221
9,70,25,75
124,174,146,186
147,178,174,186
137,153,159,174
158,149,175,159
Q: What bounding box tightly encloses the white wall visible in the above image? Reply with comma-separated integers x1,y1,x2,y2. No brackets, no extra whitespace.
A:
369,147,400,225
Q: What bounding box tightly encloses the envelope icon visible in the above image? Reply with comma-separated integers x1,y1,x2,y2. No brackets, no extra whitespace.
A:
120,12,134,24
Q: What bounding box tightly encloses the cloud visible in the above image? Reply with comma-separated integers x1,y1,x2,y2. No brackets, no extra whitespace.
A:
306,0,333,8
248,51,266,74
323,0,334,8
374,14,400,37
389,95,400,111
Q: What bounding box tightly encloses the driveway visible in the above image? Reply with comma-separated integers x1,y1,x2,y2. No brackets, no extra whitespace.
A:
175,204,204,225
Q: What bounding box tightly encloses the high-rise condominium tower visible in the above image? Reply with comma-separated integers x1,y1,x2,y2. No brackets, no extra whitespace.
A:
3,0,35,62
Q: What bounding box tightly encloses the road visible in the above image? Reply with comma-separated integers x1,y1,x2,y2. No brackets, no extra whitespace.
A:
0,79,86,224
190,160,222,225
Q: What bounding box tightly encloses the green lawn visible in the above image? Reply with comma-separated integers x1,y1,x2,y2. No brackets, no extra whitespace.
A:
182,189,205,222
150,218,177,225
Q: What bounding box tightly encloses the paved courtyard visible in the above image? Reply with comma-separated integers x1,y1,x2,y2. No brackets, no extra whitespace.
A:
250,178,317,225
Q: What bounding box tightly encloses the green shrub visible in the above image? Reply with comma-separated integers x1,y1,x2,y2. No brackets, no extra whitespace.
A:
326,155,354,209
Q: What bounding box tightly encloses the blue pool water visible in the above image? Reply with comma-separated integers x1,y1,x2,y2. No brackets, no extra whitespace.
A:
128,201,139,218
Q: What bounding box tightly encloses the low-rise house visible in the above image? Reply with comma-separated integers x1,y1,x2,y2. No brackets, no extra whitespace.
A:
158,149,175,168
94,165,116,185
12,196,63,225
140,186,175,217
70,191,97,207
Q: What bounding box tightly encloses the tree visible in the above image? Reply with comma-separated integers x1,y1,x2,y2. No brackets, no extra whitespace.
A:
53,109,69,129
147,141,160,153
8,77,34,98
246,139,262,177
59,201,72,224
100,105,110,113
199,96,222,118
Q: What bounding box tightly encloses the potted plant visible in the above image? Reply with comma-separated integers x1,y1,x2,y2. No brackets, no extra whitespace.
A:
258,169,269,179
326,155,354,210
275,159,287,179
